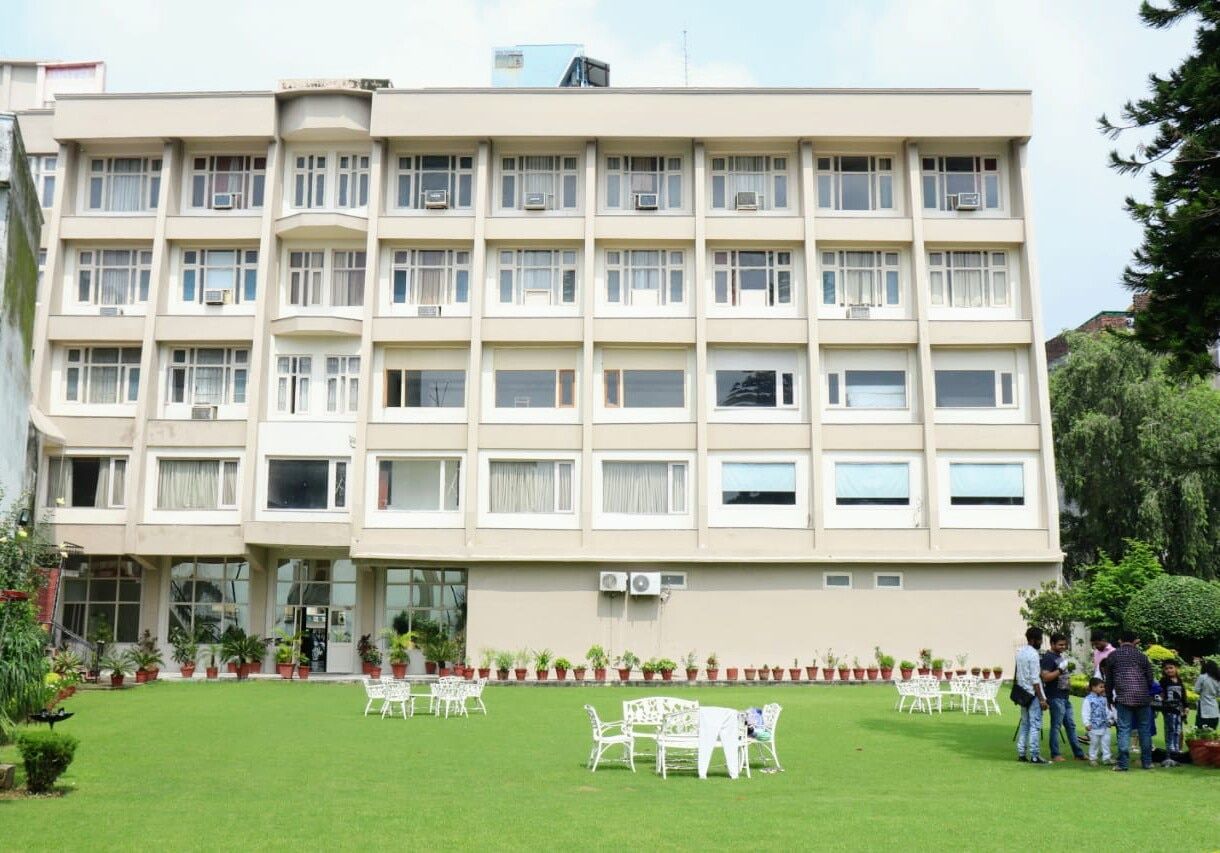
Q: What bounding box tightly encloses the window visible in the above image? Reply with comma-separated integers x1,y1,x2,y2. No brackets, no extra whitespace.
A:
495,369,575,408
86,157,161,212
27,154,57,207
712,251,792,307
61,557,141,643
286,251,324,307
385,368,465,408
816,155,894,211
660,572,687,590
189,155,266,210
922,156,1000,211
826,370,906,408
605,155,682,209
928,251,1010,308
168,347,248,407
605,250,685,306
497,250,577,306
835,462,909,506
602,461,687,514
721,462,796,506
291,154,326,208
821,251,900,307
64,347,140,404
391,250,471,306
331,251,366,307
182,249,258,304
710,155,788,210
377,459,460,511
46,456,126,508
276,560,358,643
603,369,684,408
823,572,852,589
168,557,249,641
395,154,474,209
37,249,46,292
384,567,467,635
337,154,370,208
325,356,360,413
489,460,574,513
948,462,1024,506
276,356,312,414
875,573,903,589
500,155,578,210
267,459,347,510
156,459,238,510
934,369,1014,408
77,249,152,305
715,369,795,408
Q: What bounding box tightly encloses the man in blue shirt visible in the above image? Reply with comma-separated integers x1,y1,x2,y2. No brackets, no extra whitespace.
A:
1041,633,1085,762
1015,626,1050,764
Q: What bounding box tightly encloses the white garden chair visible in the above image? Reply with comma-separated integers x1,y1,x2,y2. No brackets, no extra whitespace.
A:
584,705,634,773
362,677,386,716
915,677,943,714
430,679,468,718
623,697,698,759
894,679,919,712
462,677,488,715
736,712,752,779
967,678,1002,716
746,703,784,772
655,708,700,779
380,680,418,719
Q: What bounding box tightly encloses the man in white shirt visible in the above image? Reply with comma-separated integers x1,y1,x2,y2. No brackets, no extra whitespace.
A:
1014,626,1050,765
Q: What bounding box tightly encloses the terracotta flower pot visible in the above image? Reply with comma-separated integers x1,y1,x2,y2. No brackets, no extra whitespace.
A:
771,667,784,680
110,673,125,688
555,668,568,681
838,668,850,681
593,667,606,681
726,667,739,680
206,666,218,679
297,666,310,680
643,671,655,682
661,670,674,681
573,667,586,681
393,663,408,679
227,662,238,674
1203,742,1220,768
789,668,802,681
880,667,893,680
686,668,699,682
805,666,818,680
757,669,770,681
235,664,248,680
369,667,382,679
918,667,930,676
425,661,437,675
147,668,159,681
971,668,981,676
744,668,757,681
994,669,1003,679
821,667,835,681
362,661,373,675
900,668,914,681
476,667,490,679
618,668,631,682
867,667,879,680
852,668,865,680
536,669,549,681
277,663,293,679
932,668,944,679
514,668,528,681
180,663,195,678
439,667,452,677
135,670,148,684
707,668,720,681
496,669,509,681
982,669,992,679
956,669,967,676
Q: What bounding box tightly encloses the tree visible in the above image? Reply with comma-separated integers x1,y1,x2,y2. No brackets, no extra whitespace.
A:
1100,1,1220,377
1124,575,1220,656
1052,331,1220,578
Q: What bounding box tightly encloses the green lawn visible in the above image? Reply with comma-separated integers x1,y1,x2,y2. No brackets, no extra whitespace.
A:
1,682,1215,851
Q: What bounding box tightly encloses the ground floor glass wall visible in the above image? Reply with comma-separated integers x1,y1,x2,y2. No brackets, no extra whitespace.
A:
168,556,249,641
383,567,467,637
61,556,142,643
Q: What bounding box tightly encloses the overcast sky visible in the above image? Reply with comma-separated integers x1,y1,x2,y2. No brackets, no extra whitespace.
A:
3,0,1196,333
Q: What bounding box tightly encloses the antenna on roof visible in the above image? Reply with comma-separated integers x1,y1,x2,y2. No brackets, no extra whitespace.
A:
682,30,689,87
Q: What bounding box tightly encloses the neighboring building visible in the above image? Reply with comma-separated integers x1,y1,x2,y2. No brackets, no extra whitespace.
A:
492,44,608,88
27,81,1060,672
1044,308,1135,369
0,59,105,111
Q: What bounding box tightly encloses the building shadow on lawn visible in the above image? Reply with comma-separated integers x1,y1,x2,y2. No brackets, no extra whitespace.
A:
856,712,1020,764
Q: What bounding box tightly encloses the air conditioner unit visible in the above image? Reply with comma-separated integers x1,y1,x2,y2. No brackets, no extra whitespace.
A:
190,405,217,421
953,192,981,211
629,572,662,596
98,306,123,317
211,192,235,210
599,571,628,593
416,305,441,317
203,289,232,306
734,190,759,210
633,192,659,210
424,189,450,209
523,192,548,210
847,304,871,320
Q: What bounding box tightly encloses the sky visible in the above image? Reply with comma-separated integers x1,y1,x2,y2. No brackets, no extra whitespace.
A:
2,0,1198,333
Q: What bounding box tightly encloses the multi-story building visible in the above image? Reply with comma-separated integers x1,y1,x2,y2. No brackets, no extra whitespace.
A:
22,80,1060,673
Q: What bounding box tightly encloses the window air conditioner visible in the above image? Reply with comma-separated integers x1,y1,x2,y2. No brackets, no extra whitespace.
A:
416,305,441,317
734,190,759,210
190,405,218,421
523,192,548,210
211,192,235,210
203,289,232,306
847,305,871,320
953,192,981,211
98,306,124,317
424,189,450,209
633,192,659,210
629,572,662,596
599,571,628,593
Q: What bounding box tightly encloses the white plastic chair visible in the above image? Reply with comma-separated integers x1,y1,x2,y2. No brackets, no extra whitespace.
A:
736,712,752,779
584,705,634,772
380,680,418,719
916,677,943,714
894,679,919,712
747,703,784,771
655,708,700,779
362,677,386,716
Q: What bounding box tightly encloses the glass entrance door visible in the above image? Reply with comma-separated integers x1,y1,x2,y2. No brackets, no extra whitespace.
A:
276,558,357,672
300,606,328,671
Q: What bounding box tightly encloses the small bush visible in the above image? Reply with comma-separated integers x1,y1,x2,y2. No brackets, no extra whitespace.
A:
1144,643,1180,663
1069,674,1090,697
16,731,78,793
1123,576,1220,657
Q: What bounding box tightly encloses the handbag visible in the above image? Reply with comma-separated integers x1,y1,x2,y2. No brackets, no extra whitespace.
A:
1009,682,1035,707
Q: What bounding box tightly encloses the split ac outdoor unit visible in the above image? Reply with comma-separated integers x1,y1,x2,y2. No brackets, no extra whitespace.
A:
629,572,662,596
734,191,759,210
98,306,123,317
190,405,218,421
953,192,981,211
424,189,450,209
417,305,441,317
212,192,235,210
633,192,659,210
847,304,871,320
599,571,628,593
203,289,232,305
523,192,548,210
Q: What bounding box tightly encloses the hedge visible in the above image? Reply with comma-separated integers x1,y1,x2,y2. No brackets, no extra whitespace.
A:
1123,576,1220,656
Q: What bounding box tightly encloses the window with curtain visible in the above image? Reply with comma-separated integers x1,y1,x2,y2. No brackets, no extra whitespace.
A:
337,153,370,208
292,154,326,208
604,155,683,209
182,249,258,304
934,369,1015,408
821,250,901,307
816,155,894,211
921,155,1000,211
715,369,795,408
710,155,789,210
711,250,793,307
189,154,266,210
325,356,359,414
500,155,579,209
720,462,796,505
603,369,684,408
86,156,161,212
64,347,141,405
45,456,126,508
489,460,573,513
276,356,311,414
928,251,1010,308
60,557,141,643
167,347,248,407
602,461,686,514
494,369,574,408
267,459,347,510
605,250,685,306
391,249,470,305
377,459,460,511
156,459,238,509
331,251,366,307
395,154,474,209
168,557,249,642
827,370,907,408
27,154,57,207
76,248,152,305
287,251,324,307
497,250,578,306
948,462,1024,505
835,462,909,506
385,369,465,408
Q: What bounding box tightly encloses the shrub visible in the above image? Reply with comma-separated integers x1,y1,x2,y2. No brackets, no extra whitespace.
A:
1123,576,1220,657
1069,673,1090,697
1144,643,1180,663
16,731,78,793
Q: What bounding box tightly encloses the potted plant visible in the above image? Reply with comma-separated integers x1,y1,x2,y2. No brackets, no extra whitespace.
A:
586,645,609,681
918,648,932,676
1185,726,1219,767
837,662,851,681
532,648,553,681
806,651,819,682
822,650,838,681
170,628,199,678
726,665,739,681
275,642,296,678
357,634,376,675
572,660,586,681
129,647,160,684
657,658,677,681
477,648,493,680
993,665,1003,680
616,651,638,682
762,664,775,681
899,660,915,681
683,651,699,682
50,649,84,695
851,656,865,681
134,630,162,680
491,650,511,681
954,653,967,676
706,652,720,681
297,651,311,679
205,645,220,679
361,643,383,679
101,651,131,688
554,656,572,681
380,628,414,679
866,663,879,680
771,663,784,681
874,648,894,680
981,666,992,679
513,648,530,681
243,634,267,678
641,659,659,682
931,658,945,679
221,628,246,677
743,664,757,681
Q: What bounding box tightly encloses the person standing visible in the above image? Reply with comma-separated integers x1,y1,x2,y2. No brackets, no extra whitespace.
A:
1091,632,1115,678
1042,633,1086,762
1158,659,1188,764
1196,659,1220,730
1082,677,1113,765
1015,626,1050,764
1105,630,1155,771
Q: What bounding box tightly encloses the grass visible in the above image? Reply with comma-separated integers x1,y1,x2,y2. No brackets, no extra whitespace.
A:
1,682,1216,851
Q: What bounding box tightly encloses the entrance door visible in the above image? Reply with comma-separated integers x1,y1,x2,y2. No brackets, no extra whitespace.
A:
327,608,353,674
300,606,328,672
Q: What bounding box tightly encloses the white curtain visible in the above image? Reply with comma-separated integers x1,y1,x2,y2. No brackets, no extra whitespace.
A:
111,459,126,507
415,268,446,304
158,460,219,509
93,460,110,508
46,457,69,506
99,268,129,305
835,463,908,501
949,463,1023,499
388,460,441,511
489,461,554,513
522,156,554,196
87,365,119,403
845,370,906,408
109,158,143,211
728,156,766,199
603,462,668,514
671,464,687,513
221,462,237,507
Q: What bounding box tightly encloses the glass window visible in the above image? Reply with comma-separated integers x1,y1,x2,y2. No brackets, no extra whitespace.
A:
710,155,789,210
935,370,998,407
291,154,327,208
710,250,793,307
337,153,371,208
189,154,266,210
60,557,142,643
927,251,1009,308
820,250,901,307
28,154,57,208
76,248,152,305
167,347,248,407
948,462,1024,505
168,557,249,642
156,459,238,510
267,459,347,511
182,248,258,304
383,567,467,637
715,369,795,408
276,356,312,415
721,462,797,506
602,461,686,514
325,355,360,414
842,370,906,408
46,456,126,508
816,155,894,211
488,460,573,513
395,155,474,209
331,251,366,307
377,459,460,511
603,369,684,408
604,155,682,209
497,249,578,306
494,370,573,409
500,155,579,210
63,346,141,404
875,573,903,589
391,250,471,306
385,368,465,408
824,573,852,589
604,249,684,306
921,156,1001,211
87,156,162,212
835,462,909,506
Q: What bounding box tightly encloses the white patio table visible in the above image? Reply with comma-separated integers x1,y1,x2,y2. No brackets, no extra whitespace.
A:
696,706,743,779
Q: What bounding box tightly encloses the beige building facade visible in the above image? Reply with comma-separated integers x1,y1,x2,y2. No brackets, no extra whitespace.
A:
19,80,1060,673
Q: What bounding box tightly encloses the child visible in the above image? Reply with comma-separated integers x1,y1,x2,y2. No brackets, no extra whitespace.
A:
1082,677,1112,766
1159,660,1188,763
1197,659,1220,731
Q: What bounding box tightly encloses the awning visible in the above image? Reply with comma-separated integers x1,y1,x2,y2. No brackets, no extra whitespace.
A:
28,405,65,446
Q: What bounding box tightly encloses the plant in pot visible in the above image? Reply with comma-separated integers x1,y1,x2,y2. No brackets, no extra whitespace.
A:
874,648,894,680
532,648,553,681
101,651,131,688
725,663,739,681
641,659,659,682
413,618,444,674
513,648,531,681
86,614,115,682
1185,726,1219,767
743,664,757,681
170,628,200,678
380,628,415,679
657,658,677,682
684,651,700,682
494,650,514,681
220,627,245,676
586,645,609,681
205,644,220,679
553,657,571,681
851,656,865,681
758,663,771,681
918,648,933,676
240,633,266,678
616,651,639,682
992,665,1003,680
822,650,838,681
789,658,803,681
954,653,968,676
771,663,784,681
477,648,494,680
50,649,84,696
899,660,916,681
275,642,296,678
297,651,311,679
981,666,992,679
361,644,384,679
837,661,851,681
129,647,162,684
706,652,720,681
357,633,376,675
930,657,944,679
134,630,162,680
806,650,820,681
